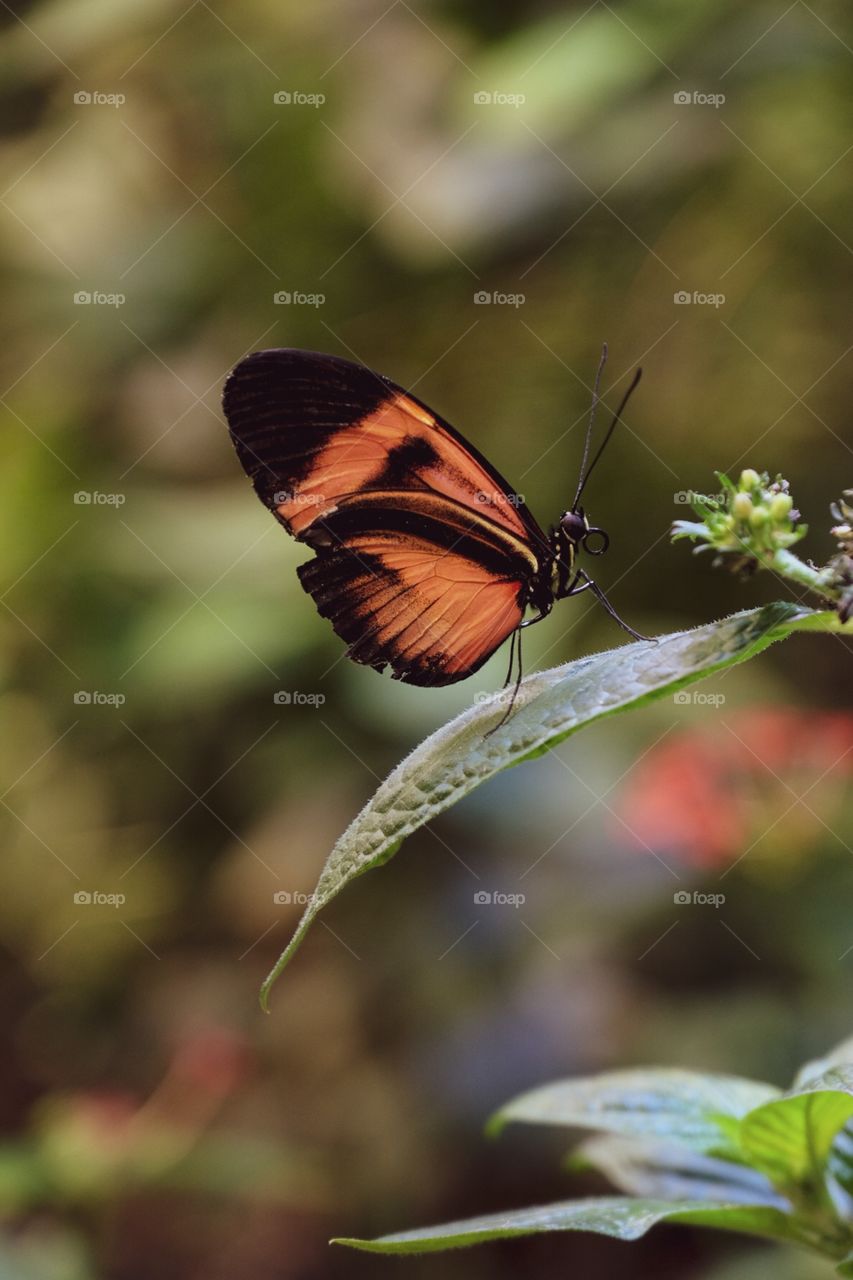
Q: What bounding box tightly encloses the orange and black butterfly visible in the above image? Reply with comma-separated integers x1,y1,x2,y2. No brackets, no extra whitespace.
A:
222,347,642,690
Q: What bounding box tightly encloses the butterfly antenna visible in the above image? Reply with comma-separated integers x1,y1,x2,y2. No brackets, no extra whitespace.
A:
570,343,608,512
572,366,642,511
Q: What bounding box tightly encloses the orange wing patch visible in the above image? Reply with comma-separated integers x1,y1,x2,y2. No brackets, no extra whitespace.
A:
275,393,532,540
298,532,526,685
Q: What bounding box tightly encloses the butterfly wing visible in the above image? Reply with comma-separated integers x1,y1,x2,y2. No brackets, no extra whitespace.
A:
297,490,536,684
222,349,550,684
222,348,549,548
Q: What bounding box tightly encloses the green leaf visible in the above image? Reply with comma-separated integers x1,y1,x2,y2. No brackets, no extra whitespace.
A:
796,1037,853,1089
333,1196,800,1255
741,1068,853,1193
576,1134,788,1206
260,602,840,1006
828,1118,853,1193
826,1118,853,1220
489,1068,779,1156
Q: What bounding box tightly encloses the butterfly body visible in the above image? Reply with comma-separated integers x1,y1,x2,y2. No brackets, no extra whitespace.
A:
223,348,631,687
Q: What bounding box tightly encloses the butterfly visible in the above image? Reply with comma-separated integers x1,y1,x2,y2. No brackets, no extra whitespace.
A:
222,345,642,692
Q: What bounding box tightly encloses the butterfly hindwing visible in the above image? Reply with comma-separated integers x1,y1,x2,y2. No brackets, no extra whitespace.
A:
297,490,535,684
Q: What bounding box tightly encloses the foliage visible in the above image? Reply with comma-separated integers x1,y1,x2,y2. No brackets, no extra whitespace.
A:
336,1033,853,1270
262,601,848,1006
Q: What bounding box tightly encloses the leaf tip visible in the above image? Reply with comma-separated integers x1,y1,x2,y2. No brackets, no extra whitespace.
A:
330,1237,372,1252
256,916,315,1010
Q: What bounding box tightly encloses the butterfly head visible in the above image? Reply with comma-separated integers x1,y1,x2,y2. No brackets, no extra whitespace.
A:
559,508,610,557
546,507,610,600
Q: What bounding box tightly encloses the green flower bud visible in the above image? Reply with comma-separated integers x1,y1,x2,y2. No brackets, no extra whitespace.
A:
749,506,768,529
770,493,793,520
739,469,761,491
732,493,753,521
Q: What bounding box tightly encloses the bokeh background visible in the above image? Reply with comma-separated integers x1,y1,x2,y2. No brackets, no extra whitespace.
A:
0,1,851,1276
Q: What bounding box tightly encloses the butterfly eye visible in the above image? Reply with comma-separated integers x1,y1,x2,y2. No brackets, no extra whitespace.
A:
559,511,587,541
582,527,609,556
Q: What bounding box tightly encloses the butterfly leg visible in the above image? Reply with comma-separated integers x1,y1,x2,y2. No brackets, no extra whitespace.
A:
501,625,518,688
558,569,592,598
569,569,651,641
485,626,525,737
520,601,553,628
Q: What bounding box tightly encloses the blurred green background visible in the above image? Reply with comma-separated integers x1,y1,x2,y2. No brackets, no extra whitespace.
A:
0,0,851,1276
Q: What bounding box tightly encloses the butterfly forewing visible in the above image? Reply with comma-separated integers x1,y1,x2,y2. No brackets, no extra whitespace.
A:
223,349,547,544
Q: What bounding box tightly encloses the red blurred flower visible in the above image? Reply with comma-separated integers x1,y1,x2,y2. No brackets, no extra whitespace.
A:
169,1026,250,1102
34,1026,252,1197
616,707,853,868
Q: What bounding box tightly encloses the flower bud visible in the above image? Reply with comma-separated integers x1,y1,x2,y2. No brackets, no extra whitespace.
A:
749,506,768,530
739,469,761,491
770,493,793,520
732,493,753,521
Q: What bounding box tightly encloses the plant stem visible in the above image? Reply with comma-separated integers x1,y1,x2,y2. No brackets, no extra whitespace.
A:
768,549,840,601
